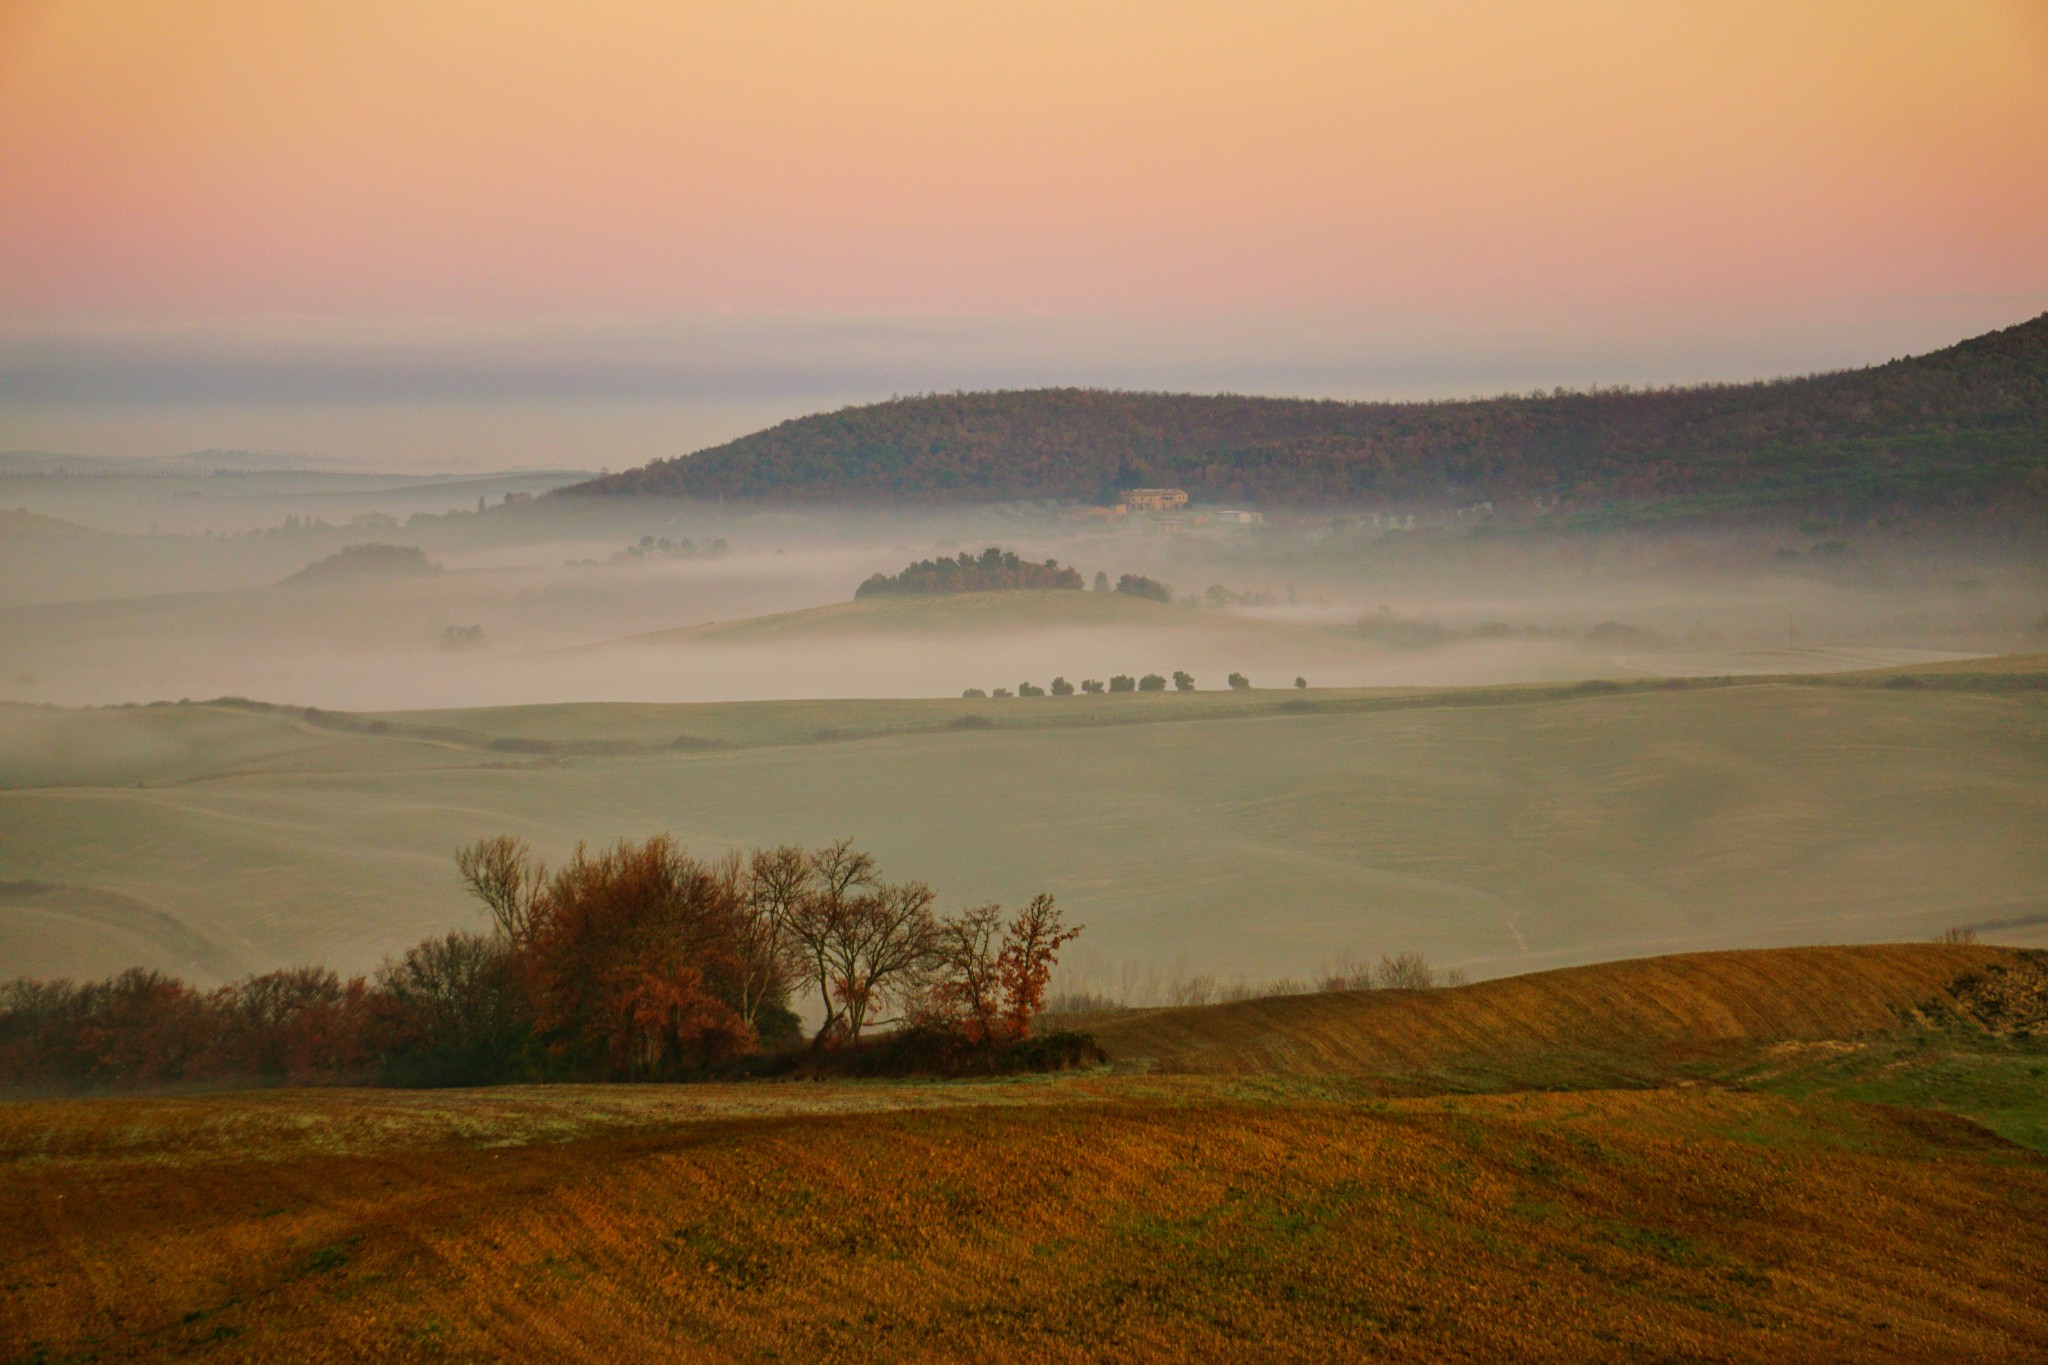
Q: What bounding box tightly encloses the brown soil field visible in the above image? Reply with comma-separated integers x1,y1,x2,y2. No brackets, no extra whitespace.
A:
4,945,2046,1363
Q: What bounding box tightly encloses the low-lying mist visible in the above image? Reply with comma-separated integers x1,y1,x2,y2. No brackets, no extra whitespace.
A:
1,482,2042,711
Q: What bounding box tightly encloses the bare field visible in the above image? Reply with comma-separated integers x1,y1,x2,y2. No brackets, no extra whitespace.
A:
7,947,2047,1362
3,1083,2043,1363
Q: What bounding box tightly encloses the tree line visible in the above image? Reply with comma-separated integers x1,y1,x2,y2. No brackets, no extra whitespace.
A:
964,670,1278,698
0,836,1080,1092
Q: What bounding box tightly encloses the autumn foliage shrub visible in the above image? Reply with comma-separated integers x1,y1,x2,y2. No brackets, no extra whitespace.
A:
0,834,1082,1092
0,967,389,1091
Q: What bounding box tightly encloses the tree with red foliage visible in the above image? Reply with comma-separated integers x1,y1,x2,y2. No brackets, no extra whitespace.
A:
517,836,755,1077
75,969,212,1088
925,903,1004,1044
996,895,1081,1042
204,967,383,1084
922,895,1082,1044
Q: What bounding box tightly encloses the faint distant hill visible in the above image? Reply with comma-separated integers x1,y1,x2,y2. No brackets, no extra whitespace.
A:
0,448,352,476
560,313,2048,516
0,507,98,537
281,543,439,586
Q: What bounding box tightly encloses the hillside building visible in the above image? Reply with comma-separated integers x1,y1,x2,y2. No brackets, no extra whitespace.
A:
1120,488,1189,513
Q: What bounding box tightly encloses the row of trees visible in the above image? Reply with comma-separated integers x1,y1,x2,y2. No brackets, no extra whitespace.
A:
0,837,1080,1091
963,671,1296,698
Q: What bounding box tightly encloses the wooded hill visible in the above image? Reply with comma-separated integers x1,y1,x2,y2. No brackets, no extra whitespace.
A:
855,547,1082,598
562,313,2048,514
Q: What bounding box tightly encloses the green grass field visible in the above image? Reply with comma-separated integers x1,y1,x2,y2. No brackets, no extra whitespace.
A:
2,660,2043,987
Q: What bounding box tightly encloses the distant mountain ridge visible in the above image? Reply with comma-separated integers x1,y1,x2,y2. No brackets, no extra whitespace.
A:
561,314,2048,514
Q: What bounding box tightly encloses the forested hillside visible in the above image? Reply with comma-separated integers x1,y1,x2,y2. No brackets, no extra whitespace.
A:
563,313,2048,513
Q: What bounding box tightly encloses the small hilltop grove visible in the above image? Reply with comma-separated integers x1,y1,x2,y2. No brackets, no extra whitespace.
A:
855,546,1178,603
0,836,1091,1093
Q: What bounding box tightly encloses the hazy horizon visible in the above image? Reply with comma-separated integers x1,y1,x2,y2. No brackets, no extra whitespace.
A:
4,1,2044,471
7,302,2046,472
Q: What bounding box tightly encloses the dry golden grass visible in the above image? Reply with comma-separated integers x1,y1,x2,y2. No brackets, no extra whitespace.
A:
1089,944,2016,1080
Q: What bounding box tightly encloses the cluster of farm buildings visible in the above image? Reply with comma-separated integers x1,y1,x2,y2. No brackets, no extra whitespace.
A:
1067,488,1264,531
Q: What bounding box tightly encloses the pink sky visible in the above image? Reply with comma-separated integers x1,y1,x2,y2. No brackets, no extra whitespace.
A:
1,1,2044,464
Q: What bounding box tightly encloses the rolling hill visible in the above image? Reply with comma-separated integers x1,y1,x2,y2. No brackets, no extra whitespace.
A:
1090,943,2017,1082
0,507,98,538
611,585,1186,643
3,659,2044,985
560,313,2048,514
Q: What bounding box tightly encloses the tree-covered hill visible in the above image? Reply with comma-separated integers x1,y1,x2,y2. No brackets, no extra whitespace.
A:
561,313,2048,514
855,547,1082,598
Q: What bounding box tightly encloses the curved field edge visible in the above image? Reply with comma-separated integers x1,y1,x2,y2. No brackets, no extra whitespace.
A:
7,651,2040,786
1087,944,2019,1080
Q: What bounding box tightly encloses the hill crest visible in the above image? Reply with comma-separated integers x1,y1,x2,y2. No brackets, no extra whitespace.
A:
561,313,2048,512
1089,943,2030,1080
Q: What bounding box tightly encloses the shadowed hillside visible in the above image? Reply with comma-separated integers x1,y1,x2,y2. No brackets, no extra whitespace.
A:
1090,944,2026,1082
562,314,2048,514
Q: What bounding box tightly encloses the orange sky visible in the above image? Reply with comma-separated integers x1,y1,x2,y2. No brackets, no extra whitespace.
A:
1,2,2044,464
3,0,2044,317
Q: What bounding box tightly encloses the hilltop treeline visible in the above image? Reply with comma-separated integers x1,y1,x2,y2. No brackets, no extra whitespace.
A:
0,836,1081,1091
855,546,1083,598
561,313,2048,514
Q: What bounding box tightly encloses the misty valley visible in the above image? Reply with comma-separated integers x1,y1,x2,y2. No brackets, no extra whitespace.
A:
4,431,2045,996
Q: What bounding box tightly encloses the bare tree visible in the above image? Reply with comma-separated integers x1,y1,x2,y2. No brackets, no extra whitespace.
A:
781,839,877,1044
455,835,545,942
730,845,813,1031
825,880,940,1042
1373,951,1436,990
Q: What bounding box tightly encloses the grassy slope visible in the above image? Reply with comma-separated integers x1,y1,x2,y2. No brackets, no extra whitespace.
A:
620,586,1191,642
2,661,2044,982
388,650,2048,748
6,945,2048,1361
0,700,463,790
594,586,1384,670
